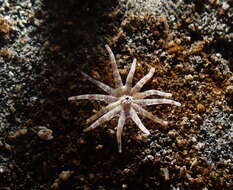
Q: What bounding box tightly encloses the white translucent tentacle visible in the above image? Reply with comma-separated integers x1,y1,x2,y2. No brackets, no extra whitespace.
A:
132,103,168,126
131,67,155,93
133,98,181,106
86,100,121,124
125,58,136,88
133,89,172,99
129,107,150,135
81,71,113,94
116,110,126,153
84,105,121,132
68,94,117,103
105,44,123,88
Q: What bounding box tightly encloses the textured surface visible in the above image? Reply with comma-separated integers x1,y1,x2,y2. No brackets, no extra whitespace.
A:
0,0,232,189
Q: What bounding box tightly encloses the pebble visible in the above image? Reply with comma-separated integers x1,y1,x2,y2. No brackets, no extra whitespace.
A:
8,128,28,139
59,170,74,181
160,168,169,180
226,85,233,96
197,103,206,113
185,74,193,81
37,127,53,141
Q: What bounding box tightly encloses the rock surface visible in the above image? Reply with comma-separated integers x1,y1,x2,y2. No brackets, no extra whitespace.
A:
0,0,232,189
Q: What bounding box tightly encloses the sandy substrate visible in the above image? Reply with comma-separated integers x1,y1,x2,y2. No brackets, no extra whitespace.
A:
0,0,232,189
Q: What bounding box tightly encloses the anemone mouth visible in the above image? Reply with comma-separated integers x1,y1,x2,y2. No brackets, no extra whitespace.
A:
121,95,133,105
